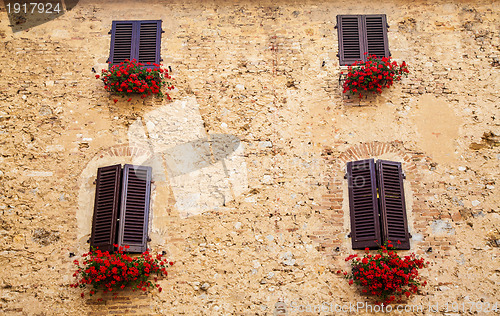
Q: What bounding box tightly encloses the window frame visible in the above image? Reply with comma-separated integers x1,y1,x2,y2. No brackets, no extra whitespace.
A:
336,14,390,66
346,159,410,250
108,20,162,69
90,164,152,253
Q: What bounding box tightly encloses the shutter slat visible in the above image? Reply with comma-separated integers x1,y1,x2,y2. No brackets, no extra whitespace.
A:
337,14,389,65
364,15,390,59
347,159,381,249
118,164,152,253
109,20,162,69
110,22,134,66
138,21,161,66
337,15,364,66
90,165,121,252
377,160,410,250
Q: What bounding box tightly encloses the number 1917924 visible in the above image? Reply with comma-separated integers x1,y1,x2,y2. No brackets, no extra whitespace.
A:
6,2,62,14
445,301,498,313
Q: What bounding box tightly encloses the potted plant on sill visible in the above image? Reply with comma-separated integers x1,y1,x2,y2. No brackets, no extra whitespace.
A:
96,59,174,103
71,245,173,300
341,54,409,99
337,241,428,305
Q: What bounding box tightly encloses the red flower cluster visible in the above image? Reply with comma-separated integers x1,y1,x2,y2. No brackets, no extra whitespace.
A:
342,54,409,98
337,241,428,305
97,59,174,101
71,245,173,299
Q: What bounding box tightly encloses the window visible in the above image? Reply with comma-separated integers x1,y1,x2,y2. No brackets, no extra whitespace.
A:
90,164,152,253
108,20,162,68
336,15,389,66
346,159,410,250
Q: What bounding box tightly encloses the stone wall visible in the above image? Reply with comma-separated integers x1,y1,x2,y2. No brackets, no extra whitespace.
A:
0,0,498,315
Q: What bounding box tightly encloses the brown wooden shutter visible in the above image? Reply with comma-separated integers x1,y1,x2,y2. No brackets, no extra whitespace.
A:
363,15,390,59
109,21,134,66
137,21,162,67
117,165,152,253
376,160,410,250
347,159,382,249
90,165,121,252
337,15,364,66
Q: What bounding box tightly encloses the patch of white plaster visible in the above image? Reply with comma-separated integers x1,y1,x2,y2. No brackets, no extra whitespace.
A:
129,96,248,218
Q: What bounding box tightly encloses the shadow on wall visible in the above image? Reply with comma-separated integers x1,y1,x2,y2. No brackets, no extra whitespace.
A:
5,0,80,32
128,97,249,218
163,134,241,177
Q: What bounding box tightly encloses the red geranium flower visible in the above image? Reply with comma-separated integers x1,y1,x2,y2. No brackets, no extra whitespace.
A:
72,247,171,299
339,242,427,304
96,60,174,101
342,55,409,99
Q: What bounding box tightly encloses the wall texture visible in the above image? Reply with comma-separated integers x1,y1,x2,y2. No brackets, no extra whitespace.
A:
0,0,498,315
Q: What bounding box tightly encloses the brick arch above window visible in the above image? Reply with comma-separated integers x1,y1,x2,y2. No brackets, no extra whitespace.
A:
96,145,152,160
333,141,421,174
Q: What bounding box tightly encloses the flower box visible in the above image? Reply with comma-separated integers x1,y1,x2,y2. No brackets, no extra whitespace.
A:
96,59,174,102
341,55,409,99
71,245,173,299
337,242,428,305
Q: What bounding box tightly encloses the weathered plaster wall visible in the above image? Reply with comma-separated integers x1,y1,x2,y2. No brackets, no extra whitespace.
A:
0,0,498,315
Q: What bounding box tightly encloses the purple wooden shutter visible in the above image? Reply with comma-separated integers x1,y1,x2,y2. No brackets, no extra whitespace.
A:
376,160,410,250
337,15,364,66
347,159,382,249
90,165,121,252
363,15,390,59
137,21,162,68
109,21,134,66
117,164,152,253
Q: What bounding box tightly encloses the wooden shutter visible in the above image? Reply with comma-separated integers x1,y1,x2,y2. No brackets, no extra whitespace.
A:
337,15,364,66
117,165,152,253
347,159,381,249
90,165,121,252
376,160,410,250
109,20,162,68
109,21,134,66
363,15,389,59
137,21,162,68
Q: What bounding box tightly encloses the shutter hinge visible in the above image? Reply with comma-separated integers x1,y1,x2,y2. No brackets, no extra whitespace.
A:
409,233,412,238
402,171,406,179
334,24,337,29
168,66,172,73
86,238,90,243
147,237,151,242
160,58,163,62
161,29,165,33
386,23,390,28
93,179,96,185
347,232,351,238
108,30,112,34
344,173,348,179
